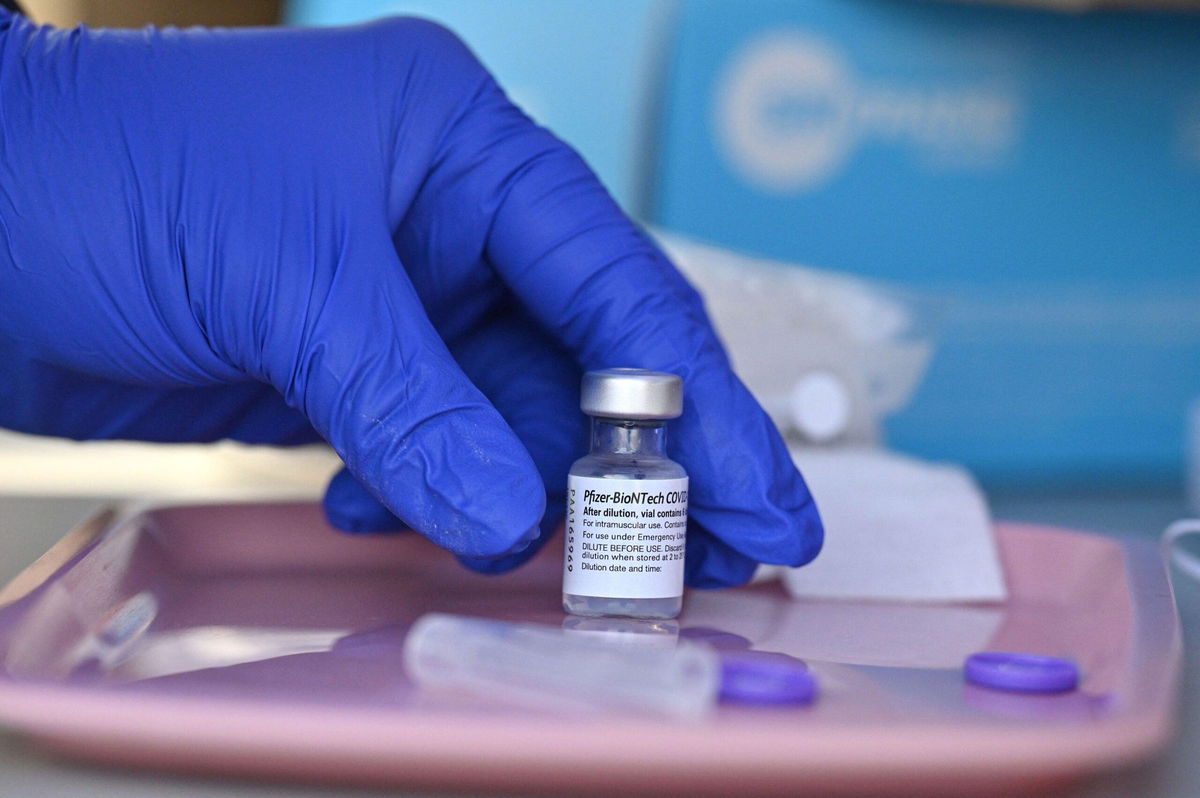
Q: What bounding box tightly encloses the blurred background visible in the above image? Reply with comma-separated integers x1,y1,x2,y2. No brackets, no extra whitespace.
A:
2,4,1200,796
5,0,1200,504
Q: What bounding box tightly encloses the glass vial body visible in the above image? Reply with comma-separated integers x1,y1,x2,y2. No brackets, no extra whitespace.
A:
563,417,688,619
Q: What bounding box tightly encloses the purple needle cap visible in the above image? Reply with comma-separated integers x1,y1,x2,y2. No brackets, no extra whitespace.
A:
964,651,1080,693
719,651,816,706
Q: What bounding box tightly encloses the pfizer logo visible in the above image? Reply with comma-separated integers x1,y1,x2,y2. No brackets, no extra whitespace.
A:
715,32,856,193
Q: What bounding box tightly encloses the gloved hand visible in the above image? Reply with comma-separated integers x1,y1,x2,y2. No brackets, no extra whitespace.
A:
0,12,821,585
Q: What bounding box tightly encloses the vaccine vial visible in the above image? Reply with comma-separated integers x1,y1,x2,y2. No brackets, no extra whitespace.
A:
563,368,688,619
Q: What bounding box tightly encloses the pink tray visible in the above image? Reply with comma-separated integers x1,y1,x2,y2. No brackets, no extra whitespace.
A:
0,502,1181,796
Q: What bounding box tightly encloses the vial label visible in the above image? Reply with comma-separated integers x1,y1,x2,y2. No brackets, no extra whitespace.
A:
563,475,689,599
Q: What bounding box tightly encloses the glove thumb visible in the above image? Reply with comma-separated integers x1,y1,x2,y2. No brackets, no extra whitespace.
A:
259,234,545,559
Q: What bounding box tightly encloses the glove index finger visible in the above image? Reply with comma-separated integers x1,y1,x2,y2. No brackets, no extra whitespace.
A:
402,58,822,577
473,128,821,574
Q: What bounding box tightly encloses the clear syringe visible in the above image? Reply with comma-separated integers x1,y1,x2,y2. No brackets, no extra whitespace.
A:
403,613,720,720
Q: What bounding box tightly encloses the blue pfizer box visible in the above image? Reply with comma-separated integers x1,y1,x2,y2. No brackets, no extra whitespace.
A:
287,0,668,213
654,0,1200,487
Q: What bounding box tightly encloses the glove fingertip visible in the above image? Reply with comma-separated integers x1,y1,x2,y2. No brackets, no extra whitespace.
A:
759,484,824,568
787,501,824,568
323,468,408,535
684,529,762,589
456,512,560,576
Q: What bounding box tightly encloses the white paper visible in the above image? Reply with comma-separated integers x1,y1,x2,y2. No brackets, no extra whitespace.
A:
779,448,1007,603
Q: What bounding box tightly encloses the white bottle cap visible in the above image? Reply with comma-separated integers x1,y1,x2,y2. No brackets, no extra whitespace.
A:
789,371,851,443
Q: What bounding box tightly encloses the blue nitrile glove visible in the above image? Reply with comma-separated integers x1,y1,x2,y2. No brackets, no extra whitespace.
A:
0,13,821,586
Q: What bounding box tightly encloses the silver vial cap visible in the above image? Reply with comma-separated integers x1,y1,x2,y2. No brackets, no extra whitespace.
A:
580,368,683,420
